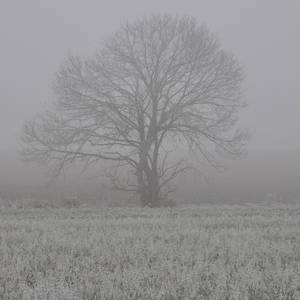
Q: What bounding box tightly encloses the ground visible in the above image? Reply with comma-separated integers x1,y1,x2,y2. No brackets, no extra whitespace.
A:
0,205,299,299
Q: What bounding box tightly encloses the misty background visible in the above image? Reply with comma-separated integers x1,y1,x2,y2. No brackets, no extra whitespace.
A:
1,0,299,205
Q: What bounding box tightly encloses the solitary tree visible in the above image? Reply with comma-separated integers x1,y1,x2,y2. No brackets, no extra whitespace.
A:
22,15,248,207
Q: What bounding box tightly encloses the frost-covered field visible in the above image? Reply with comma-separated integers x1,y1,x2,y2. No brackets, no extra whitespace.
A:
0,205,299,299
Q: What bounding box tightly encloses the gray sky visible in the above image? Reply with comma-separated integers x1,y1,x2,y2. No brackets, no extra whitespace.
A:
1,0,300,151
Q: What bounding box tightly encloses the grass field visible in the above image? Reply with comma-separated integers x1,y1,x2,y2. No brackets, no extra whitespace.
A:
0,205,299,299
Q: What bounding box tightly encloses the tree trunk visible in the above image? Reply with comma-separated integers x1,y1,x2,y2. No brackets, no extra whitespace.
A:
137,164,160,207
148,169,160,207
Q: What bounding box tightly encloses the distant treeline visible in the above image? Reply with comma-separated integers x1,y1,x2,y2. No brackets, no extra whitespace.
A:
0,150,299,205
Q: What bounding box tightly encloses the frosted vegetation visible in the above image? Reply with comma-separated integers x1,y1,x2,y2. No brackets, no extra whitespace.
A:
0,203,299,299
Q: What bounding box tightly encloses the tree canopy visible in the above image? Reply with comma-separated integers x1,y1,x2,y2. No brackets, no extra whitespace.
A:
22,14,248,207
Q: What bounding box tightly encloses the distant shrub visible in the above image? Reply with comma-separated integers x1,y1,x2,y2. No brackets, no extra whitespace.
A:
60,196,82,209
162,199,177,207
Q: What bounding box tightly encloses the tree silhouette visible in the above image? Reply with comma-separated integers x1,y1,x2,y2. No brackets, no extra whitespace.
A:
22,15,248,207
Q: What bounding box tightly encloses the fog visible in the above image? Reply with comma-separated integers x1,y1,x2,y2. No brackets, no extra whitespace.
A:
1,0,300,204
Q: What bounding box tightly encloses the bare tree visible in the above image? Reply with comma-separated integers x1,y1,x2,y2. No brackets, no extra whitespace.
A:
22,14,248,207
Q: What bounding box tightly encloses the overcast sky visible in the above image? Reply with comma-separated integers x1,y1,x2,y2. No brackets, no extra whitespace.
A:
1,0,300,152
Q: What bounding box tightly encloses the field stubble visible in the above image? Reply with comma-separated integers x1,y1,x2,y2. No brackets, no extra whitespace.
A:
0,205,299,299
